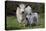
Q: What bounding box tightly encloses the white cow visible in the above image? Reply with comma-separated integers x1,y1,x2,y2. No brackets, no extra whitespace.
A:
16,4,27,26
25,6,38,25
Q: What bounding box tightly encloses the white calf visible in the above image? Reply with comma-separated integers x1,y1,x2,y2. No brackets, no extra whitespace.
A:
25,5,38,25
26,13,38,25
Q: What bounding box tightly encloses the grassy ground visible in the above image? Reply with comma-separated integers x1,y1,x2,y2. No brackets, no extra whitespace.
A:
6,14,45,30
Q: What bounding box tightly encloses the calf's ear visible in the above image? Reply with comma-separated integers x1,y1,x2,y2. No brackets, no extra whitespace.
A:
25,4,28,8
25,4,32,8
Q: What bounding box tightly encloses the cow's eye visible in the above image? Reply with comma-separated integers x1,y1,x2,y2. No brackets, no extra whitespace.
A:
29,13,31,15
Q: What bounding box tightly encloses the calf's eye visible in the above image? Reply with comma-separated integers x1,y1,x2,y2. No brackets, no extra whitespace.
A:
29,13,31,15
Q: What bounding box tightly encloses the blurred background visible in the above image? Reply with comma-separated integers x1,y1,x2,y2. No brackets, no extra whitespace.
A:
5,1,45,30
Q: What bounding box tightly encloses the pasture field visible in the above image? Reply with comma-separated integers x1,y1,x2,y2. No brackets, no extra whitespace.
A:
6,14,45,30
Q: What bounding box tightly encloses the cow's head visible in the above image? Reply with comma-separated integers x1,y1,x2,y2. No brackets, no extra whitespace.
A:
16,4,26,14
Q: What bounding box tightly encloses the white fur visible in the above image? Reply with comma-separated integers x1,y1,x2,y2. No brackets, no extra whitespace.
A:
26,13,38,25
25,6,38,25
16,7,22,23
25,6,32,15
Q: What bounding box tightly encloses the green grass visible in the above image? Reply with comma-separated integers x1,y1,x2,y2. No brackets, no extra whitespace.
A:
6,14,45,30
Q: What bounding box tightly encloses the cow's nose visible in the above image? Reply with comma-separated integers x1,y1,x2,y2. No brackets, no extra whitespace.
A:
26,17,28,20
22,11,24,14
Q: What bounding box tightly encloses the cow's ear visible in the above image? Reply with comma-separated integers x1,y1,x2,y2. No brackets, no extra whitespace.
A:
29,4,32,7
25,4,32,8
